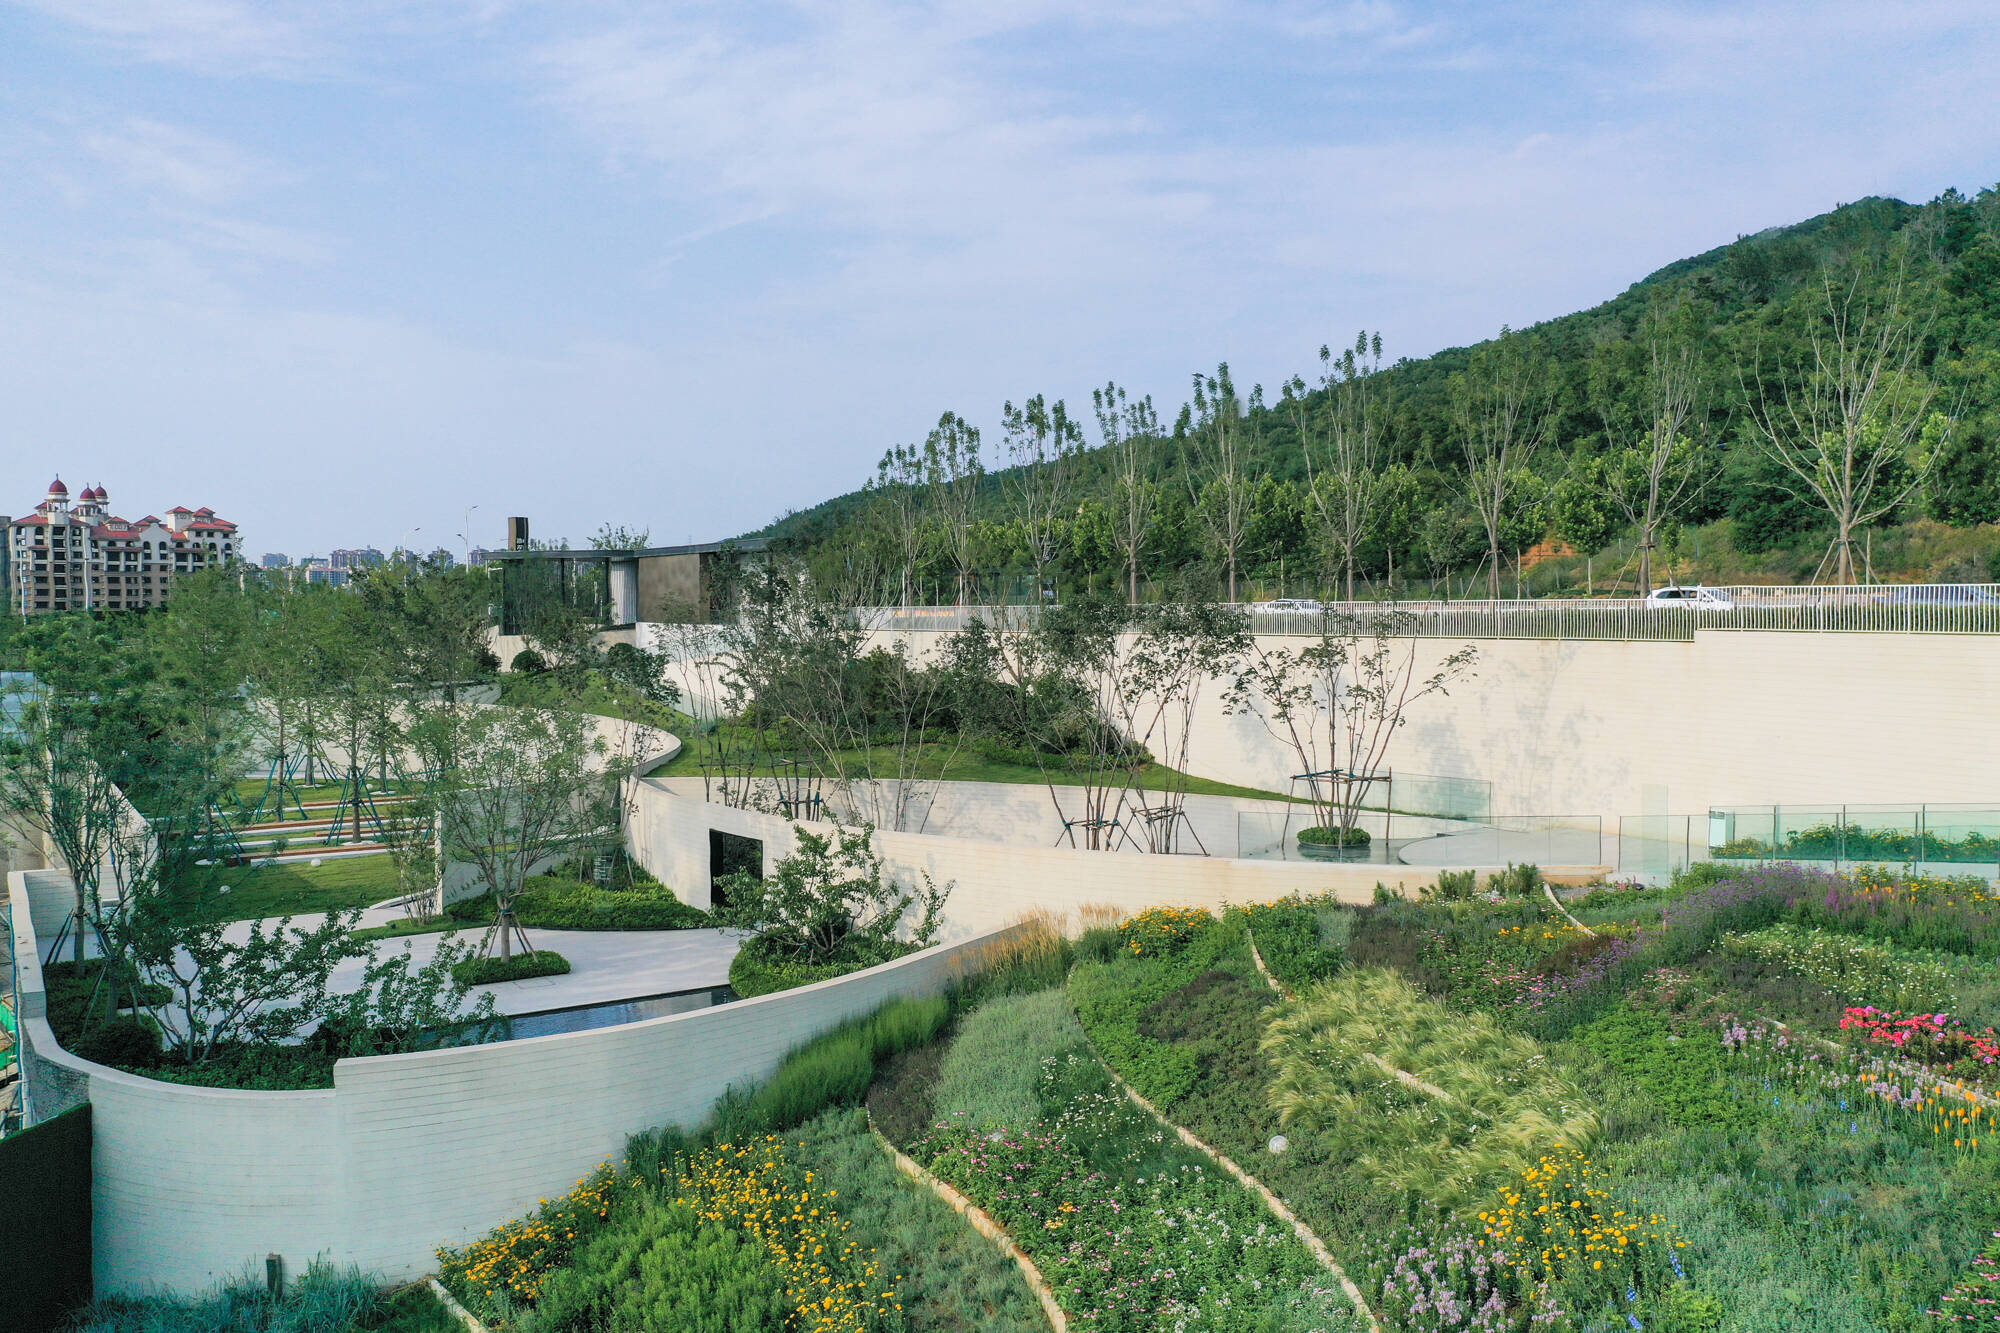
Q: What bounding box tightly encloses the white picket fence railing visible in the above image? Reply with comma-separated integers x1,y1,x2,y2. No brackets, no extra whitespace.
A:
849,584,2000,641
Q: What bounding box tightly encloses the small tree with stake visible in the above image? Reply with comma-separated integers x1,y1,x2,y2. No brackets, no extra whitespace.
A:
1225,609,1477,853
432,703,619,962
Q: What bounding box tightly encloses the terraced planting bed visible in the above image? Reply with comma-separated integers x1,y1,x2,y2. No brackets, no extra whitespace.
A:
444,864,2000,1332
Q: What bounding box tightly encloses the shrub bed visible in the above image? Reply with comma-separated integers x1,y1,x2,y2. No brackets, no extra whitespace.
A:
452,950,571,986
912,986,1362,1331
727,933,917,998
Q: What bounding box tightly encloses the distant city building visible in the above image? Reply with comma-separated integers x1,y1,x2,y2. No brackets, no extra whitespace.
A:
467,547,498,567
261,552,291,568
330,547,385,570
6,478,241,614
302,557,349,587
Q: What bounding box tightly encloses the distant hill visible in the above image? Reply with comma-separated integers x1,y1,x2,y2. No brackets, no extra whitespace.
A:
755,188,2000,599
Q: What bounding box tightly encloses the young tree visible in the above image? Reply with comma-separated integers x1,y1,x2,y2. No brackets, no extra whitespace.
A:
1111,598,1250,852
923,411,984,605
1094,382,1161,604
1000,393,1084,603
1184,364,1259,602
1589,300,1712,594
435,703,618,960
870,442,928,606
1548,461,1619,595
1742,265,1950,584
1292,332,1390,600
722,565,963,833
1224,610,1477,848
1451,329,1559,599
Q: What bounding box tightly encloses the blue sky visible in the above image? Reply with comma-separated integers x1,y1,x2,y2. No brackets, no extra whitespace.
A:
3,1,1998,559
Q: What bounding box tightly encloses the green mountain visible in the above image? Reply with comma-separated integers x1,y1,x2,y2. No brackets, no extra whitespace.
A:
756,188,2000,599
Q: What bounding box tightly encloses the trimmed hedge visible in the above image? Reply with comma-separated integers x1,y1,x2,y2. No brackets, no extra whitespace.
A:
1298,824,1371,847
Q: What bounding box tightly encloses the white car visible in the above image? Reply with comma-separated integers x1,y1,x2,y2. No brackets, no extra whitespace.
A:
1644,585,1734,611
1253,598,1325,614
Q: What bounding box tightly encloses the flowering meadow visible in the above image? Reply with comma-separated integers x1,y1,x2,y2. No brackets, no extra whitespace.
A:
433,866,2000,1331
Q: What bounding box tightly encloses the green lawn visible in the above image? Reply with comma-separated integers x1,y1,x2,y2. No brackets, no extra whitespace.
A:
164,853,404,925
655,731,1301,804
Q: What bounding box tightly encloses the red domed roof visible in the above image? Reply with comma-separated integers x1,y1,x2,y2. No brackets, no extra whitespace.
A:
48,477,68,495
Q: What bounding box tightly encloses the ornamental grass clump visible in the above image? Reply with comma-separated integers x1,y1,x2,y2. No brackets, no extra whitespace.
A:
1262,969,1598,1214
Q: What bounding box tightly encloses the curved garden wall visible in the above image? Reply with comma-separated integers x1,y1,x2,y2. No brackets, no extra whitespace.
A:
6,867,1024,1295
625,782,1477,934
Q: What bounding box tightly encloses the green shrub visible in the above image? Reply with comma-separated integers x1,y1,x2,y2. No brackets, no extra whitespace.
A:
1489,862,1544,898
451,950,570,986
510,648,548,674
522,1194,788,1333
1577,1003,1755,1130
1427,868,1479,901
1239,896,1348,990
72,1015,162,1068
1298,824,1371,847
727,933,916,998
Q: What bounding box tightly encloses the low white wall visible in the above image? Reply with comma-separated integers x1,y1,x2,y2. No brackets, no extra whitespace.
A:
8,867,1024,1295
646,773,1464,858
627,782,1495,935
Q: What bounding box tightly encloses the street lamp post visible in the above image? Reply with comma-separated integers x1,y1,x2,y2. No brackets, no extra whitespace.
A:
460,504,479,565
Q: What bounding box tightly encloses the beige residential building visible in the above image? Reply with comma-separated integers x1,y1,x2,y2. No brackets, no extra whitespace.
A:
6,477,241,614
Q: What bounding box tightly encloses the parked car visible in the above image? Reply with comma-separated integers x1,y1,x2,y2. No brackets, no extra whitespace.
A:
1644,585,1735,611
1252,598,1325,614
1872,584,2000,607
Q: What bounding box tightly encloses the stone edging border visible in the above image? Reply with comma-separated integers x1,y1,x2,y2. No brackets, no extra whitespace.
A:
1086,1036,1384,1333
1544,882,1597,936
866,1114,1069,1333
425,1277,490,1333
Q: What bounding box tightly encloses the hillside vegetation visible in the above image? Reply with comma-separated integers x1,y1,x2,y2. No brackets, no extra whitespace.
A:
759,187,2000,600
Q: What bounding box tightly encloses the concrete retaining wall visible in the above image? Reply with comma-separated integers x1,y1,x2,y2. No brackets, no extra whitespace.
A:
7,867,1023,1294
857,628,2000,821
626,782,1481,935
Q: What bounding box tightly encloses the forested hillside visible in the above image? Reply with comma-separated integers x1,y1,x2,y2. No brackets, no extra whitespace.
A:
758,187,2000,602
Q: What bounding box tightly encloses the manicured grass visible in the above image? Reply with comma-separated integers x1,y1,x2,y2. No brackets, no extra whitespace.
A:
658,729,1301,803
355,875,709,942
164,854,403,925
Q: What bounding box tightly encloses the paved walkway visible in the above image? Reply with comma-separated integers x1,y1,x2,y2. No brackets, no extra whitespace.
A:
211,909,747,1017
340,925,748,1016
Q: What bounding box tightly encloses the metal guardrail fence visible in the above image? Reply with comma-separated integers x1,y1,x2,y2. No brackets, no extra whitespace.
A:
853,584,2000,640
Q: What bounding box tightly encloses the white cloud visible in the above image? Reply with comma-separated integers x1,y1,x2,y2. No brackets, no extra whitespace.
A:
82,117,273,204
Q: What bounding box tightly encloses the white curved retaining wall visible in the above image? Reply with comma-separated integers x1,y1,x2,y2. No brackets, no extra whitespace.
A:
7,867,1023,1294
855,628,2000,821
627,782,1474,934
